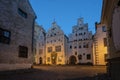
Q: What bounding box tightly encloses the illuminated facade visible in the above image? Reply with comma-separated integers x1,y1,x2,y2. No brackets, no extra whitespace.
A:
34,23,46,64
0,0,36,71
45,22,68,65
93,23,108,65
68,18,93,64
101,0,120,79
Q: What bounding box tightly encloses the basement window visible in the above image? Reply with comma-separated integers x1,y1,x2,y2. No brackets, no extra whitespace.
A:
19,46,28,58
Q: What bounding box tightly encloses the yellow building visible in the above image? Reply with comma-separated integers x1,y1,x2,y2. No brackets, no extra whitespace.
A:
101,0,120,79
45,22,68,65
93,23,108,65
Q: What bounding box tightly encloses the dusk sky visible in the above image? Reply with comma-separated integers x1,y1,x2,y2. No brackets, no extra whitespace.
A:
29,0,103,35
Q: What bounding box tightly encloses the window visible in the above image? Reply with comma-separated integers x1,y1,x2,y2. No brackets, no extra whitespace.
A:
79,27,83,30
52,28,55,30
48,47,52,53
102,26,106,32
50,34,52,37
118,0,120,6
58,57,62,62
70,45,72,49
78,55,82,60
104,54,107,62
19,46,28,58
83,45,86,48
86,43,89,48
39,49,43,54
103,38,107,47
47,57,50,62
18,8,27,18
0,28,11,44
79,33,83,35
84,32,86,35
83,53,85,55
55,46,61,52
74,40,77,41
75,33,77,36
87,54,91,60
74,46,77,49
83,43,88,48
79,45,81,48
75,52,77,55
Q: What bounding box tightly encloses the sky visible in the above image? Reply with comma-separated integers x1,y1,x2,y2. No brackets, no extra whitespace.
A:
29,0,103,35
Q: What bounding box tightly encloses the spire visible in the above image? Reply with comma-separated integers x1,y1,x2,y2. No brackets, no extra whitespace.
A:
52,18,57,27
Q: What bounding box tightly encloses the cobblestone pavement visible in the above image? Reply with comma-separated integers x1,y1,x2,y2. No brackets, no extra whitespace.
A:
0,65,109,80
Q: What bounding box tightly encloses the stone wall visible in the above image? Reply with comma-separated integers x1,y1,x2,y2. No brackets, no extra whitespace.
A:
0,0,36,70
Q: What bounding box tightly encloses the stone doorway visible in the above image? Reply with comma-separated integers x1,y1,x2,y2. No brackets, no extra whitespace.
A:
69,55,77,64
39,57,42,64
51,52,57,65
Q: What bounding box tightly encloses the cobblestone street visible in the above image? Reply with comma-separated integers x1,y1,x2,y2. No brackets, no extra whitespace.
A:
0,65,108,80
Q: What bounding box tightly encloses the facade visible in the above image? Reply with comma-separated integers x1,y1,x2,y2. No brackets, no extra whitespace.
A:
0,0,36,71
93,23,108,65
34,23,46,64
45,22,68,65
68,18,93,64
101,0,120,80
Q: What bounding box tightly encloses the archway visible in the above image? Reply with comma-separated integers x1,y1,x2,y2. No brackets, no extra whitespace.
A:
69,55,77,64
39,57,42,64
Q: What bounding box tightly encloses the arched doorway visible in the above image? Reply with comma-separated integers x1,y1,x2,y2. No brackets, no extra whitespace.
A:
69,55,77,64
39,57,42,64
51,52,57,65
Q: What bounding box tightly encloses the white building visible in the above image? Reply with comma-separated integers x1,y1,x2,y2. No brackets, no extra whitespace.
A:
93,23,108,65
68,18,93,64
45,22,68,65
34,23,46,64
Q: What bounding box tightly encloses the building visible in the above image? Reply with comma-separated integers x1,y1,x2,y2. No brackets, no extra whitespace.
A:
34,23,46,64
45,21,68,65
101,0,120,79
93,23,108,65
68,18,93,65
0,0,36,71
